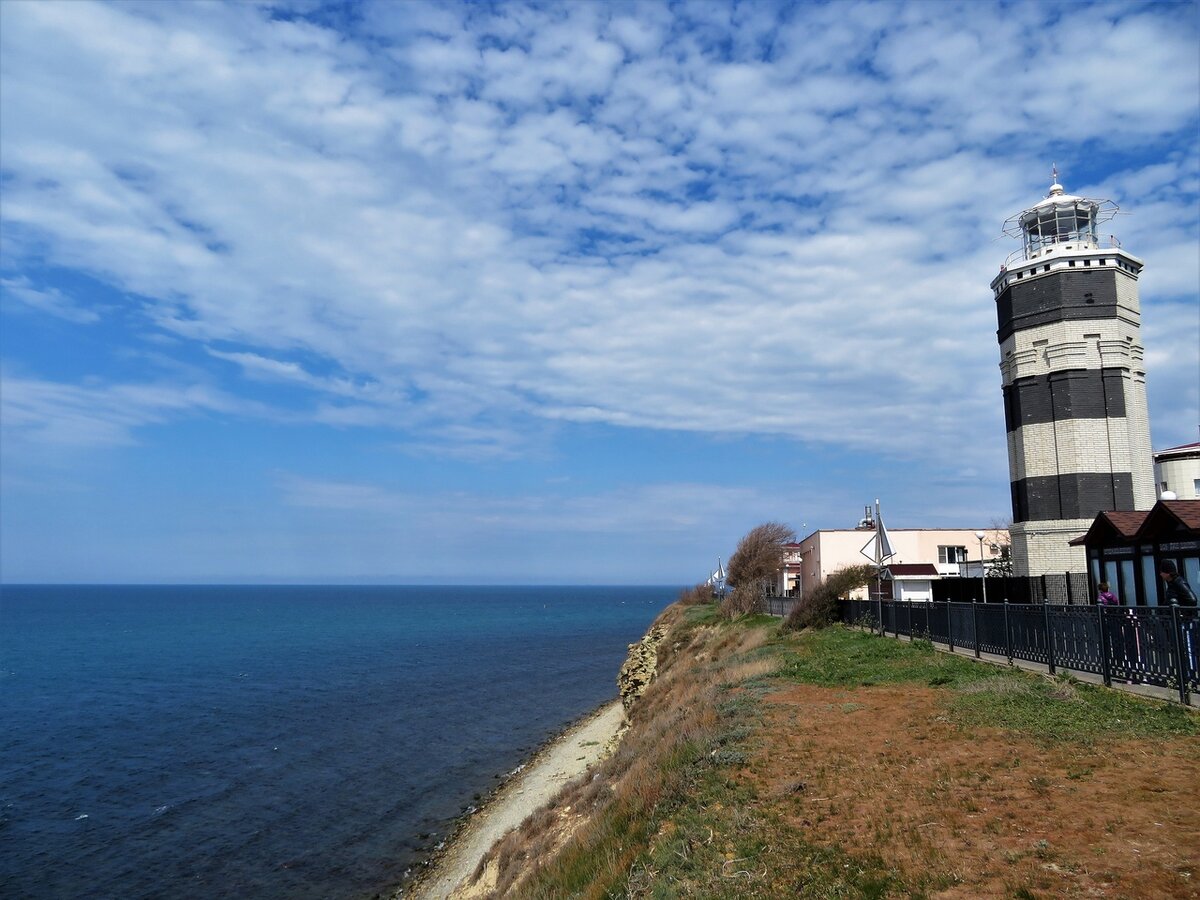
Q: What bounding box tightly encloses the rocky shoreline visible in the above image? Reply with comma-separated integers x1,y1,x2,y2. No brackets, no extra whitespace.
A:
392,618,668,899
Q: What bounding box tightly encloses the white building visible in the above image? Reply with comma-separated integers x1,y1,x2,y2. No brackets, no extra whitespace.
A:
1155,441,1200,501
793,526,1008,601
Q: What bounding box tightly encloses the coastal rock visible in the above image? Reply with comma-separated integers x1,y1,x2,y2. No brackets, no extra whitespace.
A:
618,623,668,715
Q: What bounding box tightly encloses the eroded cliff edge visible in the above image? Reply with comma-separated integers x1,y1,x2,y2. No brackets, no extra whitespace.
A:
617,621,669,715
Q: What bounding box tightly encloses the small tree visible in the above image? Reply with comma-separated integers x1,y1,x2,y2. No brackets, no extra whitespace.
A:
985,518,1013,577
783,563,878,631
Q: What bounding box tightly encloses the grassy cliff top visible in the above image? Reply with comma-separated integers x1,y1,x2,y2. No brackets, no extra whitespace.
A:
475,603,1199,899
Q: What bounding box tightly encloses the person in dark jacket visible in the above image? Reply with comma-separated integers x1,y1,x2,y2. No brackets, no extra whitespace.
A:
1159,560,1197,606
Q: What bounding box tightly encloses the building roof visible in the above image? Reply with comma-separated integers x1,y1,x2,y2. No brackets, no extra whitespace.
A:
1067,510,1150,544
800,527,1004,540
1070,499,1200,547
1154,441,1200,461
887,563,939,577
1156,499,1200,531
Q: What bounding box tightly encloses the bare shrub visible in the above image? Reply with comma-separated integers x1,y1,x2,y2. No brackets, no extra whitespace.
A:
783,563,878,631
719,582,764,619
677,583,712,605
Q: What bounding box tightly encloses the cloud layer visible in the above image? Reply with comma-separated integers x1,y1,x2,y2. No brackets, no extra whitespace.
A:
1,1,1197,579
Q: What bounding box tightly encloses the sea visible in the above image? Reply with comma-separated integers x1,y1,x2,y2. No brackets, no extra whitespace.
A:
0,584,674,899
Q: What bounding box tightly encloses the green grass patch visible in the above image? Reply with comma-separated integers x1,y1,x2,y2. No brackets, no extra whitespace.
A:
777,625,1197,744
776,624,1000,689
949,674,1199,743
684,603,724,627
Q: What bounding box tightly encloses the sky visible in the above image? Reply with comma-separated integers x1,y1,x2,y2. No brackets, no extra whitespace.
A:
1,0,1198,584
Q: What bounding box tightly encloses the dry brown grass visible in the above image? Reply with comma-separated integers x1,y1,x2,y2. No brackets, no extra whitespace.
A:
475,604,741,898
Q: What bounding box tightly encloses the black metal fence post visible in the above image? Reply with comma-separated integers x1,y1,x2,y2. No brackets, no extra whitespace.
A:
972,600,980,658
1003,600,1013,664
1044,598,1056,675
1096,604,1112,688
1169,601,1190,706
947,602,955,653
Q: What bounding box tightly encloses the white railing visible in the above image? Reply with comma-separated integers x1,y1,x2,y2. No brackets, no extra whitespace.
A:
999,234,1123,271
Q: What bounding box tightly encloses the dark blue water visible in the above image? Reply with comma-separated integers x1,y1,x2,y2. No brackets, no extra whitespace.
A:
0,585,672,899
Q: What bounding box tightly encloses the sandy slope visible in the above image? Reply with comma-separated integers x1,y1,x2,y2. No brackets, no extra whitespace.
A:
402,700,625,899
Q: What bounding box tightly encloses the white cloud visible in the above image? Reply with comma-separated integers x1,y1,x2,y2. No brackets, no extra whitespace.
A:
277,472,762,536
0,0,1196,471
0,276,101,323
0,373,256,448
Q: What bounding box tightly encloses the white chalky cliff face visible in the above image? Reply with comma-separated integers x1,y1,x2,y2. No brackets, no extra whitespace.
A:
992,176,1155,577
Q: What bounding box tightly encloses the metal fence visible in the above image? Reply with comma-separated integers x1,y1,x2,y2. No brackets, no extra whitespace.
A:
843,598,1200,706
763,597,798,618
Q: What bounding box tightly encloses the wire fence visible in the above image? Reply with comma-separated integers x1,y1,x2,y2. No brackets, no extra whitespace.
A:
841,598,1199,705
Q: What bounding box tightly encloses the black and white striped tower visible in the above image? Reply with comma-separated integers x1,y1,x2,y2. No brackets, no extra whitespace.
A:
993,170,1155,577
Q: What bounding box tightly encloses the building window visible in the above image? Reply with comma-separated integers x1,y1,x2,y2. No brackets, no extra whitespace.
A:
938,546,968,564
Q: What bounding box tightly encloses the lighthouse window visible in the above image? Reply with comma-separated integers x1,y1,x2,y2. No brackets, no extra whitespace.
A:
1044,265,1050,272
1069,261,1076,267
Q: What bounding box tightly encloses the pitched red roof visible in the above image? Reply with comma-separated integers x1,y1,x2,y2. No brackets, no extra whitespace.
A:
1101,510,1150,538
1070,499,1200,545
1163,499,1200,530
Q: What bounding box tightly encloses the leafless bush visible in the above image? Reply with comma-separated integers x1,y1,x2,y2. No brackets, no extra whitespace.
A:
783,564,878,631
677,583,712,606
719,582,764,619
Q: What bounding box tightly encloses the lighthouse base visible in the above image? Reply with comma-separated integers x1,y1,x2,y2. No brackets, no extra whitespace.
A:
1010,520,1090,578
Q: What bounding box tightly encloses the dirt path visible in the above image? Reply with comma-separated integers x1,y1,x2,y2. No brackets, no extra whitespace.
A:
403,701,625,900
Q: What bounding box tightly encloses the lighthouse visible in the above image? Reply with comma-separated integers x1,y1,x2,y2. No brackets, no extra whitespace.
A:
993,170,1155,577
